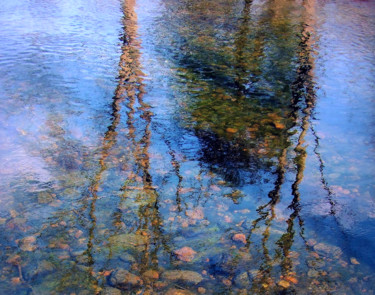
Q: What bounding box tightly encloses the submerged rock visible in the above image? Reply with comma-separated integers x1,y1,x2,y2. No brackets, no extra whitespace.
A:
186,208,204,220
35,260,55,275
108,233,148,252
307,259,325,268
174,247,197,262
162,270,203,285
119,253,136,264
110,269,143,289
307,269,319,278
37,191,56,204
165,288,196,295
222,278,232,286
19,236,37,252
307,239,317,246
314,243,342,258
100,287,121,295
143,269,159,282
226,128,238,134
7,217,27,230
207,252,249,276
11,277,21,285
278,280,290,288
284,276,298,284
350,257,360,265
232,234,246,244
154,281,168,289
234,272,251,288
7,254,21,265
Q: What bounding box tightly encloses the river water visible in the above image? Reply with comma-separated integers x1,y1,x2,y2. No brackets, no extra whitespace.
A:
0,0,374,294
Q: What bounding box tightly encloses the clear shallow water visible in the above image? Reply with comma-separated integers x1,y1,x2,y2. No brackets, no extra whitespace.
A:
0,0,374,294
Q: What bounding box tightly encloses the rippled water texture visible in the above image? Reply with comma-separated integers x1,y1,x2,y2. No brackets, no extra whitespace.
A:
0,0,374,294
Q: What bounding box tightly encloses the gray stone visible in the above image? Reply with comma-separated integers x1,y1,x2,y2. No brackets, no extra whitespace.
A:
234,272,250,288
37,260,55,273
307,269,319,278
119,253,136,263
110,269,143,289
161,270,203,285
307,259,325,268
100,287,122,295
75,253,89,264
314,243,343,258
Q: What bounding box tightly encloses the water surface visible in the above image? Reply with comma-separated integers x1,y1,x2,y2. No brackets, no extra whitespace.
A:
0,0,374,294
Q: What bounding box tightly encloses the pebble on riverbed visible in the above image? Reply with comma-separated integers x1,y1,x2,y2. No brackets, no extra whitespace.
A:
313,243,343,258
308,269,320,278
37,191,56,204
100,287,122,295
278,280,290,288
161,270,203,285
186,208,204,220
109,269,143,289
165,288,196,295
6,255,21,265
226,128,238,134
174,246,197,262
234,272,250,288
19,236,37,251
232,233,246,244
143,269,159,282
350,257,360,265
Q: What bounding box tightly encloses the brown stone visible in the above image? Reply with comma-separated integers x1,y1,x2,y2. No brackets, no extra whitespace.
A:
178,188,194,194
232,233,246,244
6,255,21,265
154,281,168,289
110,269,143,289
210,185,221,192
274,122,285,129
75,230,83,239
226,128,238,134
19,236,37,252
350,257,360,265
100,287,121,295
165,288,195,295
186,208,204,220
284,276,298,284
11,277,21,285
174,247,197,262
278,280,290,288
143,269,159,281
